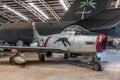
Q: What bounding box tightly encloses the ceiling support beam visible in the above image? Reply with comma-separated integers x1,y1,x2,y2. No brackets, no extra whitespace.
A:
2,5,32,22
30,0,60,21
14,0,48,22
38,0,60,21
0,17,7,23
0,11,19,23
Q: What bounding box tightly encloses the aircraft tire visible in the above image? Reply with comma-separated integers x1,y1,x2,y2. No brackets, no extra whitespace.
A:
46,51,52,57
91,62,102,71
64,53,69,59
39,55,45,62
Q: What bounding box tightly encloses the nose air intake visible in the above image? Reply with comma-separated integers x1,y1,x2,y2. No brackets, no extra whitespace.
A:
96,34,108,52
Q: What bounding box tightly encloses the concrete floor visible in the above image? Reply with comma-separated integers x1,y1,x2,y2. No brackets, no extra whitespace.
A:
0,50,120,80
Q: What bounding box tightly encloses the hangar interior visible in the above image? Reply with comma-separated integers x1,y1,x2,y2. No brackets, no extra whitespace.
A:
0,0,120,80
0,0,119,44
0,0,119,24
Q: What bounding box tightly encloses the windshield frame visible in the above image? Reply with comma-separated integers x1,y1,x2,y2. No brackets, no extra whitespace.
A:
61,25,90,34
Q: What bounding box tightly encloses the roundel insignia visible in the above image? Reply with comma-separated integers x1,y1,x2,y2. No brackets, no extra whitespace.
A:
38,39,44,47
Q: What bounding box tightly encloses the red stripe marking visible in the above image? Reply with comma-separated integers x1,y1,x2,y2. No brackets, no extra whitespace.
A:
12,49,17,55
44,36,52,47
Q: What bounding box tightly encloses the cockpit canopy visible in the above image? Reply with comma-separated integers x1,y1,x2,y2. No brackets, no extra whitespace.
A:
61,25,90,34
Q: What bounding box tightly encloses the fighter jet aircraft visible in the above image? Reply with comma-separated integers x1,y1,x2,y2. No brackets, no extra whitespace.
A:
0,22,108,71
0,0,111,45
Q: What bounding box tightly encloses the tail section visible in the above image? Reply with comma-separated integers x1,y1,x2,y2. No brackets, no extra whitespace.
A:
32,22,41,39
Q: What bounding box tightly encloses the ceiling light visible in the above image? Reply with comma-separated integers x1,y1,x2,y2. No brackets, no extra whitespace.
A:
3,5,29,21
28,3,49,19
59,0,68,11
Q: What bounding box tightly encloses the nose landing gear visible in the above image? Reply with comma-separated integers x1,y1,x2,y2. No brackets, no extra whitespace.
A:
89,56,102,71
92,62,101,71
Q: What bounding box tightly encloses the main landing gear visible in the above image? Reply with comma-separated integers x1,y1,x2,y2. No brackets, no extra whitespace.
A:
46,51,52,57
64,53,70,59
38,53,45,62
66,52,102,71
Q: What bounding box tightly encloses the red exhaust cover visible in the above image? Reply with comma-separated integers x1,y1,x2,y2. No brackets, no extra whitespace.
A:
96,34,108,52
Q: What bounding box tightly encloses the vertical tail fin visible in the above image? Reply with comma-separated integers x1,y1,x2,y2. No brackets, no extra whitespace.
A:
32,22,41,39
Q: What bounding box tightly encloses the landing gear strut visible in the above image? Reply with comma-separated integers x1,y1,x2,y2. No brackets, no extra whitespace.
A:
38,54,45,62
64,53,70,59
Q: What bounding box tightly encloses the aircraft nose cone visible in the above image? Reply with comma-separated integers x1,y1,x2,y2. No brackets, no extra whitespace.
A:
96,34,108,52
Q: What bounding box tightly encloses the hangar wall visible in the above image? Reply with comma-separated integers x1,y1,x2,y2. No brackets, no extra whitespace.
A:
0,21,75,44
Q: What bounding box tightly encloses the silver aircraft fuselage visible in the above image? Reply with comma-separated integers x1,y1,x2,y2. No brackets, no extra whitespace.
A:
31,25,108,54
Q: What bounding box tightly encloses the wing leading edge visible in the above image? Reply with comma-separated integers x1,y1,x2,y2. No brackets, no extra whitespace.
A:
0,46,65,53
